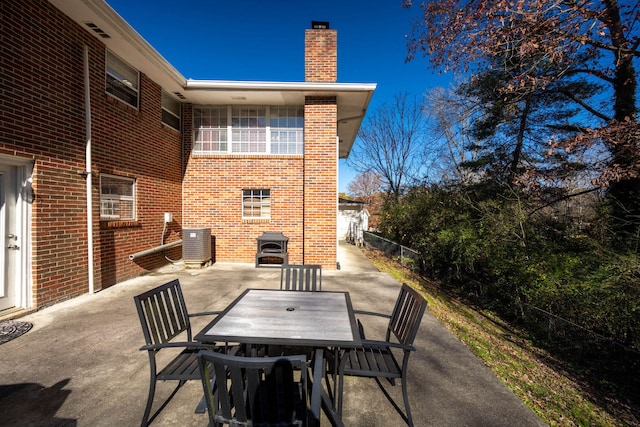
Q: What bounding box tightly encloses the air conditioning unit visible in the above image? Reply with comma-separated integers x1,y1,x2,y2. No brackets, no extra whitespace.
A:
182,227,211,267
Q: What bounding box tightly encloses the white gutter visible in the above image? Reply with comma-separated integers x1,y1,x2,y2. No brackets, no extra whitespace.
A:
83,45,95,294
185,80,377,92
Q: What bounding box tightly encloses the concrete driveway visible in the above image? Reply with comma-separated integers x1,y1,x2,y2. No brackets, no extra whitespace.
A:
0,242,546,426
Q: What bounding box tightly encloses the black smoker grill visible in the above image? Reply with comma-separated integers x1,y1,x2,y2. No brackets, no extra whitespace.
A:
255,231,289,267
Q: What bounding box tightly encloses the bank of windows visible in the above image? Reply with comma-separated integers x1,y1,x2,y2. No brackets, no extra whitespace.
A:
194,106,303,155
100,174,136,220
242,189,271,219
105,50,139,109
161,91,181,131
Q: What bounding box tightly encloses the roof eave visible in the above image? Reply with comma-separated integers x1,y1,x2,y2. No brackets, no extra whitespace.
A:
185,80,376,92
48,0,376,157
183,81,376,157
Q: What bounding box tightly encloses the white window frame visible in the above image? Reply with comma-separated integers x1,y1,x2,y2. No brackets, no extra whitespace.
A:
100,174,136,220
194,106,303,155
242,189,271,219
270,106,304,155
105,50,139,109
194,106,227,152
161,90,181,131
231,106,267,153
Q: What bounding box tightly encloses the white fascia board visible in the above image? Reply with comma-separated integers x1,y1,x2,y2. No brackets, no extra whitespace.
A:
185,80,377,93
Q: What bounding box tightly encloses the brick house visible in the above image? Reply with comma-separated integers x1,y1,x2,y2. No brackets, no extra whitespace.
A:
0,0,375,315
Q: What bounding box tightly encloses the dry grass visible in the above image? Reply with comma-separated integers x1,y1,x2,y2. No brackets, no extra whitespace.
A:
362,246,637,427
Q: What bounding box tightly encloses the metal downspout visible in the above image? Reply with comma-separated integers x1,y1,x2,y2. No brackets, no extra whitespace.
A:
83,45,95,294
336,135,339,265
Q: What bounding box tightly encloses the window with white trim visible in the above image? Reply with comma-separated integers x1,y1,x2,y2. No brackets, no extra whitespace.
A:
161,91,181,130
100,174,136,220
242,189,271,219
232,106,267,153
194,106,303,154
194,107,227,152
270,106,304,154
106,50,139,108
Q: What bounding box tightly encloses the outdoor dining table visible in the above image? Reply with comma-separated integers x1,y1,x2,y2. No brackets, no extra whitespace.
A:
194,288,362,426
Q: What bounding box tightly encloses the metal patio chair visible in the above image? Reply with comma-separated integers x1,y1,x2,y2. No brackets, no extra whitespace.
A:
280,264,322,291
133,279,229,426
337,283,427,427
198,350,311,426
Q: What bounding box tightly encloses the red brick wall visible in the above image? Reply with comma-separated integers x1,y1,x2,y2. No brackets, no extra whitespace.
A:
304,98,338,268
182,154,305,265
181,105,299,263
0,0,183,308
181,26,340,269
1,1,344,310
304,27,338,268
182,99,338,269
305,28,338,82
93,74,183,289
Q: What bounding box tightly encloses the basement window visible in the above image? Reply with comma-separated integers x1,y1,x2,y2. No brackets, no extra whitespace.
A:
100,174,136,220
105,50,139,108
242,189,271,219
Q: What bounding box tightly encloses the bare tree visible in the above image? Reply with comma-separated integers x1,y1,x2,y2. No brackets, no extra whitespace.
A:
425,86,484,184
347,93,428,198
346,170,384,204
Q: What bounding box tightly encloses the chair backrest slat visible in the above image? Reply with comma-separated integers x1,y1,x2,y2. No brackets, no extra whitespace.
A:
280,264,322,292
388,283,427,346
134,279,192,346
210,360,234,421
229,364,249,422
154,291,173,341
246,366,263,421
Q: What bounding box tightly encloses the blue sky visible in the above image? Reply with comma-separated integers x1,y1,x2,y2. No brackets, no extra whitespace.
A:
106,0,451,192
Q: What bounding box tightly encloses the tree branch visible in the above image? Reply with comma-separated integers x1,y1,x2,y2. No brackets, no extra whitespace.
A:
528,186,603,216
559,90,612,121
564,68,616,84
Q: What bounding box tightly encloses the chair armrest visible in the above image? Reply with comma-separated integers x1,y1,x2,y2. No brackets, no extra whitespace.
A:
189,310,222,317
354,309,391,340
360,339,416,352
139,341,218,352
353,309,391,319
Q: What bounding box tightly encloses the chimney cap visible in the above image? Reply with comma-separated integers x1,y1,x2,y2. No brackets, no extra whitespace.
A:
311,21,330,29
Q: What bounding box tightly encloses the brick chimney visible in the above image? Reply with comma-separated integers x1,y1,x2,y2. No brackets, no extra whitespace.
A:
305,21,337,82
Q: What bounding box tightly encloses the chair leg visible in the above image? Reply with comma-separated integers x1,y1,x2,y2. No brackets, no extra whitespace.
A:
401,378,414,427
336,372,343,415
141,376,156,427
143,380,185,426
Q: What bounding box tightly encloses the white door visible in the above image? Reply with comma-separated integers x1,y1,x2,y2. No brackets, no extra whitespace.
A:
0,164,21,312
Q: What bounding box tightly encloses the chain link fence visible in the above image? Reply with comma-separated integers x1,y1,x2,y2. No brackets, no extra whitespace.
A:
521,302,640,356
362,231,423,271
361,231,639,357
520,303,640,393
361,231,639,389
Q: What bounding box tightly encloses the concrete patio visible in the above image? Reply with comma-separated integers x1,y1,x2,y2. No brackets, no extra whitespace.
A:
0,242,546,426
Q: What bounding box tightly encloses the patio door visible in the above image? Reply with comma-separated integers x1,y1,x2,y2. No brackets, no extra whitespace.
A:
0,162,29,312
